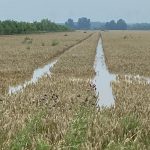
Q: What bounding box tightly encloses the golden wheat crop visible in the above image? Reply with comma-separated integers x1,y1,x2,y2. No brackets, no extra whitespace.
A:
84,31,150,149
0,32,99,149
0,31,93,94
102,30,150,77
0,31,150,149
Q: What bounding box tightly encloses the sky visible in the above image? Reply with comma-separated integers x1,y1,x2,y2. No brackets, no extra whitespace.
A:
0,0,150,23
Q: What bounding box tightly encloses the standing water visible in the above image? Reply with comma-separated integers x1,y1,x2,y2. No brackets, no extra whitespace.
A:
9,60,57,94
93,37,150,107
93,37,116,107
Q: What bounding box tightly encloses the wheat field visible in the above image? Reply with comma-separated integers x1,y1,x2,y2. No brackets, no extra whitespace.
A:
0,31,150,149
0,31,93,94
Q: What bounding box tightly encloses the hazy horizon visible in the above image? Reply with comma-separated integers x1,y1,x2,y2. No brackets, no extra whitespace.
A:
0,0,150,23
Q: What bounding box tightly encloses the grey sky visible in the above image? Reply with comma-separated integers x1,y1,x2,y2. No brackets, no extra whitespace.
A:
0,0,150,23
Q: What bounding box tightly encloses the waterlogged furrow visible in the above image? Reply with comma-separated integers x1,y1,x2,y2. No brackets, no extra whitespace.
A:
93,37,116,107
0,31,92,94
94,35,150,107
9,60,57,94
8,33,94,95
82,32,150,149
79,33,150,149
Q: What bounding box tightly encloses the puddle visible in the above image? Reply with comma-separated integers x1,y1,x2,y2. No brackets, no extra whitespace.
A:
9,60,57,94
121,74,150,84
93,38,116,107
69,78,90,82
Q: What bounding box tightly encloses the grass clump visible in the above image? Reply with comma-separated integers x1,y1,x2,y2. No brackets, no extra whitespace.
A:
22,37,33,44
41,42,45,46
26,46,31,50
51,40,59,46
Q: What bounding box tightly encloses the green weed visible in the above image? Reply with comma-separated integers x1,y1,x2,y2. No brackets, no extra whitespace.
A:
51,40,59,46
10,113,44,150
63,106,92,150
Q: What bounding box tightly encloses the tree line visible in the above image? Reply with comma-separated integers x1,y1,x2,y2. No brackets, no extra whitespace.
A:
0,19,68,35
65,18,128,30
105,19,127,30
128,23,150,30
104,20,150,30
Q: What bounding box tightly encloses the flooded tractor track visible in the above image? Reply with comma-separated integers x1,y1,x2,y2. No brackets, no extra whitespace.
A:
93,36,116,107
9,33,94,95
93,35,150,107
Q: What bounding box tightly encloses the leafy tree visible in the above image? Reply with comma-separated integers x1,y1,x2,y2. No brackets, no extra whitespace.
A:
0,23,4,34
105,20,117,30
65,19,75,29
105,19,127,30
4,25,12,34
117,19,127,30
77,17,91,30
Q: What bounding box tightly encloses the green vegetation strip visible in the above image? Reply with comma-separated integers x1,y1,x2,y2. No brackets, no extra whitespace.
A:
10,112,45,150
10,106,93,150
63,106,93,149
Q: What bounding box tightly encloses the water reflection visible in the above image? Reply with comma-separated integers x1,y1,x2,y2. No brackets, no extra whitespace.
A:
93,38,116,107
9,60,57,94
93,37,150,107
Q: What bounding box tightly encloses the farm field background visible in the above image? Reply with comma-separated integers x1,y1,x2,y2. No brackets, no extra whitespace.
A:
0,31,150,149
102,31,150,77
0,31,93,94
102,31,150,149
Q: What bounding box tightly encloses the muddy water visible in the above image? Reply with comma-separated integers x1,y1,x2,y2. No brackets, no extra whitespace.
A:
9,60,57,94
93,38,116,107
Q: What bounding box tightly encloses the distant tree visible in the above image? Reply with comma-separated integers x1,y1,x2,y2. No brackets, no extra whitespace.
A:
0,23,4,34
128,23,150,30
65,18,75,29
117,19,127,30
77,17,91,29
105,19,127,30
4,25,12,34
105,20,117,30
40,19,50,31
10,21,18,34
